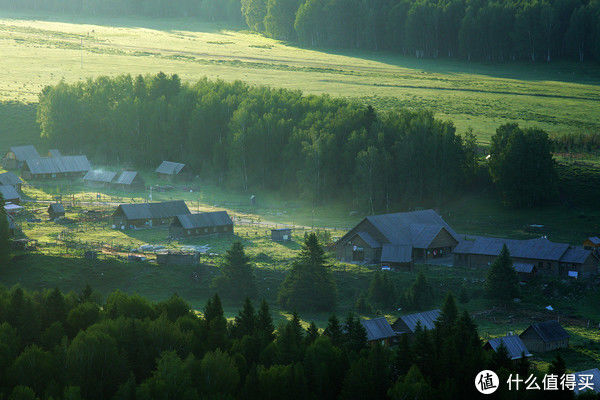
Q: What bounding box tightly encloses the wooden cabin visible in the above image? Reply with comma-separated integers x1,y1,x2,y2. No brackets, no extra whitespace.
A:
169,211,233,237
519,320,570,352
271,228,292,242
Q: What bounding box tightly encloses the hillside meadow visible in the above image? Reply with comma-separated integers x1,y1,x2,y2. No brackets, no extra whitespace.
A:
1,11,600,143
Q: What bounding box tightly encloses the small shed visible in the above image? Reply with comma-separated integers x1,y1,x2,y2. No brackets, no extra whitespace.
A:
484,335,532,360
2,145,41,169
48,203,65,219
519,320,570,352
0,172,23,191
170,211,233,237
48,149,62,158
0,185,21,204
113,171,145,190
155,161,185,180
583,237,600,250
83,170,117,186
156,252,199,265
360,317,397,345
513,262,536,281
271,228,291,242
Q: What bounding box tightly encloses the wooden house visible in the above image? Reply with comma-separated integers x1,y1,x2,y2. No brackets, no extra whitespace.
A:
454,236,599,279
22,156,91,180
113,171,145,190
392,309,441,337
83,170,117,187
334,209,459,266
169,211,233,237
48,203,65,219
0,172,23,191
483,335,532,360
271,228,292,242
519,320,570,352
0,185,21,204
155,161,185,180
2,145,40,169
112,200,190,228
360,317,397,346
583,237,600,250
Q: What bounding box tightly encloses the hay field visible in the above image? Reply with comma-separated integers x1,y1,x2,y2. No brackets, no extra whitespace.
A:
1,12,600,143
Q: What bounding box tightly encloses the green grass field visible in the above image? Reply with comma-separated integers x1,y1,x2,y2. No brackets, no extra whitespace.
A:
1,11,600,143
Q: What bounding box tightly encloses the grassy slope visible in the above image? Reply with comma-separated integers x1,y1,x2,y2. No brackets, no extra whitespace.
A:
0,11,599,143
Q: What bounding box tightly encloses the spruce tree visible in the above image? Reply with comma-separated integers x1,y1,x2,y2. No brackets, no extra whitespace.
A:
323,315,343,347
403,272,434,311
233,297,256,338
305,322,319,345
256,299,275,342
485,244,519,306
212,242,256,302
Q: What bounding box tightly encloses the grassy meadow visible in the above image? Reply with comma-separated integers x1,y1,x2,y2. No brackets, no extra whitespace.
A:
1,11,600,143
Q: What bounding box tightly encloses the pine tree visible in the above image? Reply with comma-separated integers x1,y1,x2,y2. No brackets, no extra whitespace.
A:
204,294,228,350
403,272,434,311
212,242,256,302
233,298,256,338
256,299,275,342
323,315,343,347
343,314,367,353
485,244,519,306
305,322,319,345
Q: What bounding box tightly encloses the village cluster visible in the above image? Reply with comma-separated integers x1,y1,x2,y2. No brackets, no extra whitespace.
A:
3,144,600,391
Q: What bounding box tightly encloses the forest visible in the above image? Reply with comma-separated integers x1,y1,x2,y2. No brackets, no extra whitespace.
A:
37,73,478,210
2,0,600,63
0,283,580,400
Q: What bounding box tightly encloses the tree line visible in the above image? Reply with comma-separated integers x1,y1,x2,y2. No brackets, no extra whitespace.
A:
3,0,600,63
246,0,600,62
37,73,476,210
0,281,580,400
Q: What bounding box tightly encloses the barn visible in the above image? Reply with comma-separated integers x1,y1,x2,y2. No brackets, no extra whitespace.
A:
519,320,570,352
271,228,292,242
0,172,22,191
453,236,599,278
48,203,65,219
360,317,397,345
335,209,459,266
112,200,190,228
155,161,185,180
22,156,91,180
483,335,532,360
392,309,441,336
0,185,21,204
170,211,233,237
113,171,145,190
2,145,40,169
83,170,117,186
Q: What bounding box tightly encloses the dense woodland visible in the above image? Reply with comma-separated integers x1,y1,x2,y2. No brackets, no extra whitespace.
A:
37,73,477,210
2,0,600,63
0,283,585,400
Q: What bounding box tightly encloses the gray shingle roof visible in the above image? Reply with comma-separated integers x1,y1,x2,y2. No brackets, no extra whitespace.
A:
514,263,534,273
394,309,441,333
48,149,62,157
454,236,570,261
116,201,191,221
114,171,139,185
360,317,397,341
485,335,532,360
381,244,413,263
10,145,40,161
155,161,185,175
365,209,458,248
83,170,117,183
0,172,22,186
25,156,91,175
0,185,20,201
522,320,570,343
561,247,592,264
173,211,232,229
354,231,380,248
574,368,600,395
